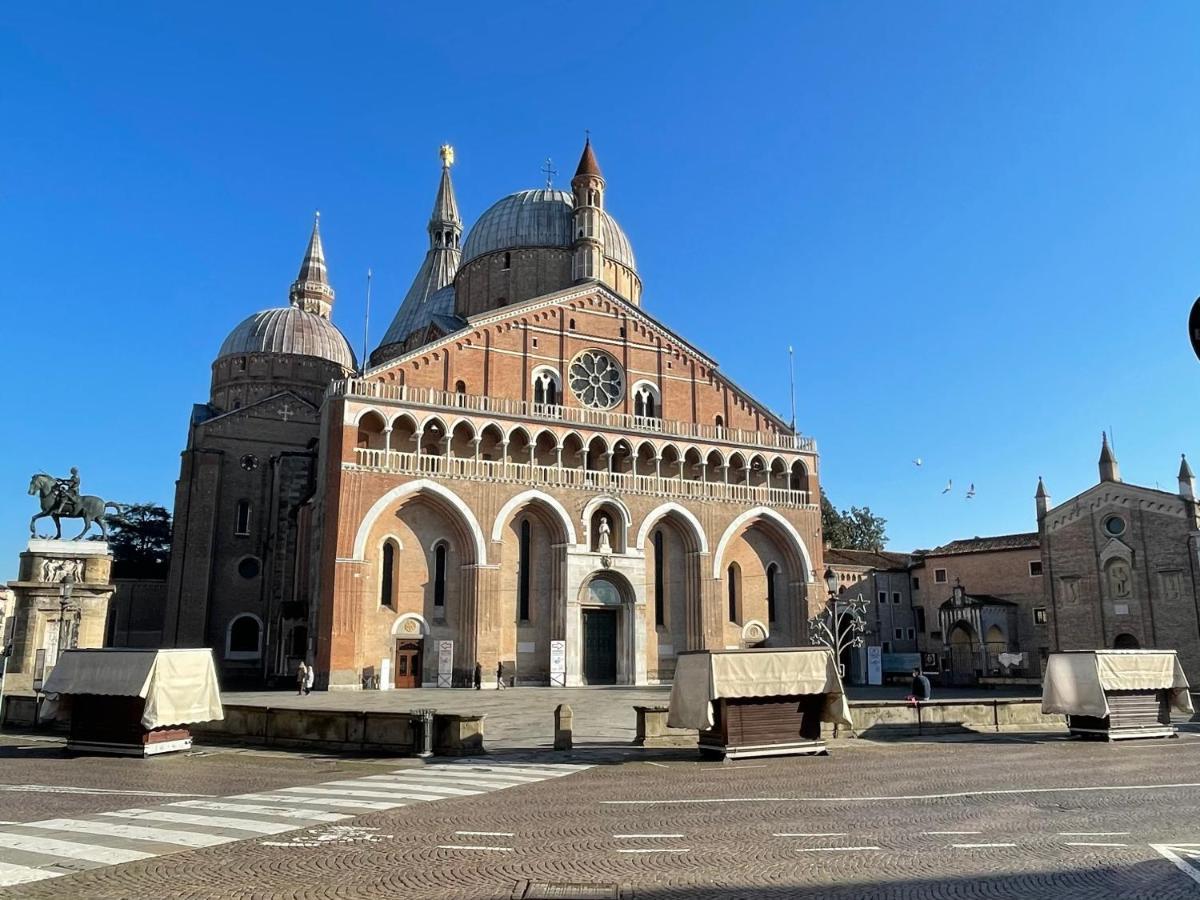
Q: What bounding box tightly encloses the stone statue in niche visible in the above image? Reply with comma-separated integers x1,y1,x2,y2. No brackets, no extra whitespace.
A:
597,515,612,556
1107,560,1132,599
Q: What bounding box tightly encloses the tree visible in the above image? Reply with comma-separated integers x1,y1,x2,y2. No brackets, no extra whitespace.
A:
821,494,888,552
102,503,173,578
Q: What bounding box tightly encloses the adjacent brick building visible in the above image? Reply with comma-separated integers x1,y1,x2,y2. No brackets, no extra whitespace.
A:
163,141,825,690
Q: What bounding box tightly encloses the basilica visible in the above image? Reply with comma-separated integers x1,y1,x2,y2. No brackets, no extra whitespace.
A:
162,140,823,690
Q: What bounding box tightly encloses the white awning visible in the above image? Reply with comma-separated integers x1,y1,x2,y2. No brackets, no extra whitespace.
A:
42,649,224,729
1041,650,1193,718
668,648,853,730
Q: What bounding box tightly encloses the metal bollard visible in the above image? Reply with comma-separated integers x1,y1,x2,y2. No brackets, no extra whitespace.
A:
554,703,573,751
414,707,436,758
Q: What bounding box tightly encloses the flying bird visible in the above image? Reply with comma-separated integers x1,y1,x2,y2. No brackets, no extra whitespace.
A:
942,479,952,494
912,457,923,467
965,483,976,499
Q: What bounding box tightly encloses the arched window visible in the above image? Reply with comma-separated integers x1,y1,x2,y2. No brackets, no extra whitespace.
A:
433,542,447,609
727,563,740,623
503,251,511,269
532,368,561,409
454,380,466,394
380,541,395,608
235,500,251,536
633,383,660,420
569,318,576,331
226,614,262,660
715,415,725,431
653,530,665,627
766,563,778,623
518,519,531,622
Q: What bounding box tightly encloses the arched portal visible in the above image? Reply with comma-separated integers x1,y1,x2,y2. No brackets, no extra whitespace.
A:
576,570,639,686
1113,632,1140,649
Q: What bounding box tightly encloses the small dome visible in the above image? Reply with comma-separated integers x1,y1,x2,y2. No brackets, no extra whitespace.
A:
217,306,355,370
462,189,636,271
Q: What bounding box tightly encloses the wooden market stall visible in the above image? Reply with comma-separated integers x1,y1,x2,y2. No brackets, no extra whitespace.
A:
667,647,852,759
41,648,224,756
1041,649,1193,741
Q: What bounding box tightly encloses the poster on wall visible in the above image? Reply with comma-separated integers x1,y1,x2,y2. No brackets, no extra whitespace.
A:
866,645,882,685
549,640,566,687
921,651,941,674
437,640,454,688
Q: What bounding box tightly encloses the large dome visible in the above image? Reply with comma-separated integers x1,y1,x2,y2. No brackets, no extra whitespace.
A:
217,306,356,371
462,189,636,271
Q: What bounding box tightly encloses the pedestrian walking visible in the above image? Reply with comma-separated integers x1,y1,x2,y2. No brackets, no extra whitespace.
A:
296,661,308,696
304,662,315,695
496,660,506,689
910,667,931,703
473,662,482,690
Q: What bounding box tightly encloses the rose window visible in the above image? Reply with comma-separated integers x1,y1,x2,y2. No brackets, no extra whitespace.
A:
569,349,624,409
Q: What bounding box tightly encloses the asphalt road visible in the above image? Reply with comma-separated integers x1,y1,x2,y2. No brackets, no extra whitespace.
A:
1,731,1199,898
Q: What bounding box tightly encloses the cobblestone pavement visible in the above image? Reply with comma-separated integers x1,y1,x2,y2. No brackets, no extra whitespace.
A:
3,731,1200,898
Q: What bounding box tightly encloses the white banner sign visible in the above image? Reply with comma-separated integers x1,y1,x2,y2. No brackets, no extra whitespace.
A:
549,640,566,687
437,640,454,688
866,645,882,686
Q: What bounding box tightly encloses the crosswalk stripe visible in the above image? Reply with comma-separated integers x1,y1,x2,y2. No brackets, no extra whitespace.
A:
99,809,297,836
318,779,478,798
388,773,536,790
0,859,61,887
0,831,154,864
170,800,350,822
358,776,487,795
439,761,591,772
233,793,401,811
277,785,433,802
19,818,230,848
423,765,566,779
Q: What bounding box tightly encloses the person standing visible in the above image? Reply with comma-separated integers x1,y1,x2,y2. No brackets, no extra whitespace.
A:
911,667,931,703
304,662,315,695
296,661,308,696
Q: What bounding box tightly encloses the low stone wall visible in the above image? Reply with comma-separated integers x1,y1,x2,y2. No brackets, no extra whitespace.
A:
191,705,484,756
834,698,1066,738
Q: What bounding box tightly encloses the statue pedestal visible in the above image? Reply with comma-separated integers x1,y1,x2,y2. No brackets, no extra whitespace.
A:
3,539,115,707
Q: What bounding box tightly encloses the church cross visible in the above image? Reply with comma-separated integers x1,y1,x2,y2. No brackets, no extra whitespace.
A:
541,157,557,190
279,402,295,422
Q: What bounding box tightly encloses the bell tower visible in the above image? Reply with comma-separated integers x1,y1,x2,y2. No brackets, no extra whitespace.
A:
571,137,605,284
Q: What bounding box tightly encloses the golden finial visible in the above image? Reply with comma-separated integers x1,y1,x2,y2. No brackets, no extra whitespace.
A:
440,144,455,168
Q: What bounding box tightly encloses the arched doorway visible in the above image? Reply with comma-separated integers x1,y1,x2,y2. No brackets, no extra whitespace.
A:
577,571,635,685
1113,632,1140,649
947,622,977,685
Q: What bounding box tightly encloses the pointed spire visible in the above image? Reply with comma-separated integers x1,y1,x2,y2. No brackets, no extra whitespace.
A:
1181,454,1194,480
1036,476,1048,498
1035,475,1050,521
430,145,461,234
289,211,335,318
1099,431,1121,483
574,135,603,179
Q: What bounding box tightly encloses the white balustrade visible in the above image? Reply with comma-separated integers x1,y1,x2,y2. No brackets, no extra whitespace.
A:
350,448,813,508
329,378,817,453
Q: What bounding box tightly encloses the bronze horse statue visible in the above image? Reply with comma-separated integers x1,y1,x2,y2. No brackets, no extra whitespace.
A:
28,473,121,540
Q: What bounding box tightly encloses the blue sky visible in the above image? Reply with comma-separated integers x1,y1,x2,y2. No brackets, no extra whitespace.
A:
3,3,1200,576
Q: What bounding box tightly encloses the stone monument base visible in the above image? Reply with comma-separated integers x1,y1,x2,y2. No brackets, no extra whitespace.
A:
3,539,114,700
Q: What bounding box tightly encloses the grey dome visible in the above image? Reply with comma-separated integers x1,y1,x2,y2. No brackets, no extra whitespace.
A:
462,189,636,271
217,306,356,370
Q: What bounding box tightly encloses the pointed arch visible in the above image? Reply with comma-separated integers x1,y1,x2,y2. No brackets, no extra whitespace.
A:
491,489,578,544
636,501,709,554
711,506,814,581
352,479,487,563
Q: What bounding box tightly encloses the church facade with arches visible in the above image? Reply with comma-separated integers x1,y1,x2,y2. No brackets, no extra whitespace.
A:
163,140,824,690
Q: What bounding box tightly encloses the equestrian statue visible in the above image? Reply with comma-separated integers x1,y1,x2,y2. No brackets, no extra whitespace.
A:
28,468,122,540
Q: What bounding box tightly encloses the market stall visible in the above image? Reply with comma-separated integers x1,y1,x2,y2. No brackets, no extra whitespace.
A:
1041,649,1193,741
41,648,224,756
668,647,852,759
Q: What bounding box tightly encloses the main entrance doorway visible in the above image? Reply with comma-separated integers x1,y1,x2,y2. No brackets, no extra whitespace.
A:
582,609,618,685
394,640,422,689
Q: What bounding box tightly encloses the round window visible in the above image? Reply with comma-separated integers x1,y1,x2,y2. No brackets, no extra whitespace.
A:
238,557,261,579
569,349,624,410
1103,515,1126,537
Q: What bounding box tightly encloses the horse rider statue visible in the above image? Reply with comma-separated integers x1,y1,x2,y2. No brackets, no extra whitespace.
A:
28,468,121,541
50,467,82,517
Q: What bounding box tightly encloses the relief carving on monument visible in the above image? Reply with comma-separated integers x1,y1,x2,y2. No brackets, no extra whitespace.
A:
39,558,83,584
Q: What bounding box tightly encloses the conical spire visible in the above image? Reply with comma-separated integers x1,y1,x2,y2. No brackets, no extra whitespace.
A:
428,145,461,249
574,136,603,179
1036,476,1048,498
289,212,335,318
1181,454,1194,480
1099,431,1121,483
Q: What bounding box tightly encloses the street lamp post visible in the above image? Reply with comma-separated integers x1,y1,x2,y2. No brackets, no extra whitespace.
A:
808,566,868,678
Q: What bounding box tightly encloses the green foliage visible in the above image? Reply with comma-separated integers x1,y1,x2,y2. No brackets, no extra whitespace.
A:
104,503,173,577
821,494,888,551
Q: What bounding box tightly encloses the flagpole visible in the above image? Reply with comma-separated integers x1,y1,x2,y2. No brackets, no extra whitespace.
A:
361,268,373,376
788,345,796,432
